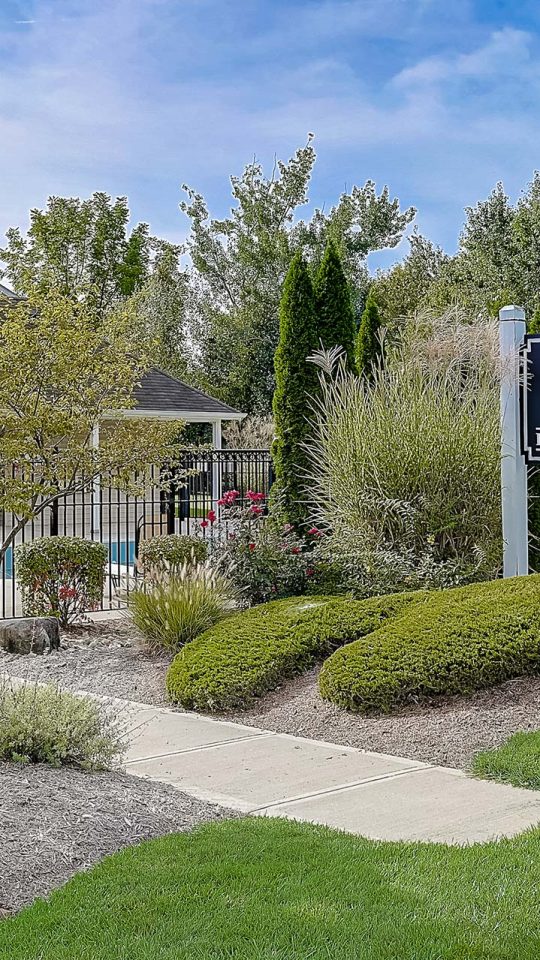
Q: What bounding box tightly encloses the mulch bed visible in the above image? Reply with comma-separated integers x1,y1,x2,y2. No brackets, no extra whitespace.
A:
0,619,170,707
221,667,540,770
0,762,233,916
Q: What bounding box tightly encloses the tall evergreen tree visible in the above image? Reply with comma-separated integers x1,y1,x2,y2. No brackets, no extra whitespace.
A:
272,252,319,527
314,240,357,370
355,289,382,376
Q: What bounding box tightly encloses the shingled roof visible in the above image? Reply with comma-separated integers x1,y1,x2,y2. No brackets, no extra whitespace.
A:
132,368,244,420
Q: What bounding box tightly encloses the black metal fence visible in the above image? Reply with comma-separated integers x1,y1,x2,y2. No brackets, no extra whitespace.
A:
0,449,272,618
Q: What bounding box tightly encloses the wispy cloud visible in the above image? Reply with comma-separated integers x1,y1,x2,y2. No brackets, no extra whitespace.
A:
1,0,540,257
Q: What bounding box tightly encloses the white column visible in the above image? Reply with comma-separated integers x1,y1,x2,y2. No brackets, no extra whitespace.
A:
212,420,222,508
91,423,101,542
499,305,528,577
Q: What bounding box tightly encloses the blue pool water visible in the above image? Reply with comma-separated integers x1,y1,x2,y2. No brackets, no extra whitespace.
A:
108,540,136,567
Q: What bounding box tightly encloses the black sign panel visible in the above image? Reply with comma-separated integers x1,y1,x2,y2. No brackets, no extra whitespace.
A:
521,335,540,462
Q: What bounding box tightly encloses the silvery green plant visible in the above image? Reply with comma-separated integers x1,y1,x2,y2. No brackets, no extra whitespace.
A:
305,310,502,586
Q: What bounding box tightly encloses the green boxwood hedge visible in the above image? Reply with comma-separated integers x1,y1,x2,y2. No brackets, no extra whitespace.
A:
319,575,540,713
166,590,423,711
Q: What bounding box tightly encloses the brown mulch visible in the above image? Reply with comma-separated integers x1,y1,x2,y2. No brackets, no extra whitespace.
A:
0,762,233,916
221,666,540,770
0,619,170,707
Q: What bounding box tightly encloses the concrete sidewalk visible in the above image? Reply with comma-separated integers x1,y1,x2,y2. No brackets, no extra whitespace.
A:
115,697,540,845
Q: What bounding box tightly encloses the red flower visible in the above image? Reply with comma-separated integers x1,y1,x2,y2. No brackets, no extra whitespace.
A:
207,510,217,523
200,519,209,529
58,585,78,600
248,542,256,551
291,546,301,555
246,490,265,502
249,505,263,517
308,526,323,537
306,567,315,578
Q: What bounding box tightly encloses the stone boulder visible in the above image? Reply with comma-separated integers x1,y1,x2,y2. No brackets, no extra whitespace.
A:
0,618,60,655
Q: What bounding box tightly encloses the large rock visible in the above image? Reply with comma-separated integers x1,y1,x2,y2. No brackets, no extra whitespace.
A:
0,618,60,655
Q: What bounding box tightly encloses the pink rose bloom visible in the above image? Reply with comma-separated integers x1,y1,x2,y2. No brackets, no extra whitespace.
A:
308,526,323,537
248,542,256,551
200,519,209,529
249,505,263,517
207,510,217,523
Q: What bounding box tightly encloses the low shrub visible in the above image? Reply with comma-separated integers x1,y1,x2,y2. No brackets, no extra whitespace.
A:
166,590,422,711
0,679,125,769
472,732,540,791
319,575,540,713
129,563,236,652
16,536,107,626
138,534,208,581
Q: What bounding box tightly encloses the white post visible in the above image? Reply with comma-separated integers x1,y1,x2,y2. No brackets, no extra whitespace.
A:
212,420,222,509
91,423,101,542
499,305,528,577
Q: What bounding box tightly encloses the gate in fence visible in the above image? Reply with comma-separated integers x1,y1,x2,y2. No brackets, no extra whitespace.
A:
0,449,272,618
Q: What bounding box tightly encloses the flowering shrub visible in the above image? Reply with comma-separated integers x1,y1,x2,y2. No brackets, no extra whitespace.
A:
16,537,107,627
207,491,312,605
138,534,208,581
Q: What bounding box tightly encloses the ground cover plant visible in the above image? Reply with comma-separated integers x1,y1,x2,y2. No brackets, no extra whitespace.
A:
167,590,423,710
472,731,540,791
167,575,540,714
319,575,540,713
0,679,124,769
2,816,540,959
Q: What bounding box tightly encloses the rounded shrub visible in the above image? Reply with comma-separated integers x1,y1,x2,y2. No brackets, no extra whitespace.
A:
0,679,125,769
319,575,540,713
138,534,208,580
16,536,107,626
166,590,422,711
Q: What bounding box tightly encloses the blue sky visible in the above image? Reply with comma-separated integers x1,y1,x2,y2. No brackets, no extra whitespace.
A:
1,0,540,270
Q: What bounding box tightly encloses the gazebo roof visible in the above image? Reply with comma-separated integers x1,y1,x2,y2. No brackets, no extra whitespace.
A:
129,368,244,422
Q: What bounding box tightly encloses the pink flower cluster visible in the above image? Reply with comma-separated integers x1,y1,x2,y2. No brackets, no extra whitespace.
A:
308,526,323,538
217,489,240,507
246,490,265,503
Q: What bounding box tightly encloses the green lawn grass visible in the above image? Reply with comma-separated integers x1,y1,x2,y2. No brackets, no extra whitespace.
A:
2,817,540,959
472,730,540,790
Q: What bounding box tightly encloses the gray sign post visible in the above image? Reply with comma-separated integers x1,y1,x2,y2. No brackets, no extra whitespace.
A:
499,305,528,577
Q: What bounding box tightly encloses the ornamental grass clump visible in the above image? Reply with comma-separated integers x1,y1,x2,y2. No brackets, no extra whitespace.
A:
138,534,208,582
0,679,125,769
128,561,236,652
306,310,502,585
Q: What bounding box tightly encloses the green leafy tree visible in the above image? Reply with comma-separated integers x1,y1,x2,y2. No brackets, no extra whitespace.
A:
373,231,448,328
356,289,382,376
0,289,181,563
0,192,180,321
181,138,416,413
272,252,319,527
314,240,356,370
